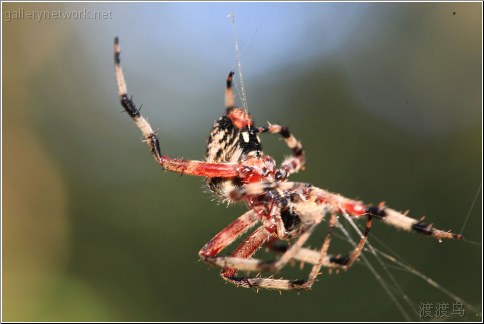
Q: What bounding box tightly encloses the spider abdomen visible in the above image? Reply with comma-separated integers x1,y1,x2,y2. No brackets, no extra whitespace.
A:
205,115,262,164
205,114,264,200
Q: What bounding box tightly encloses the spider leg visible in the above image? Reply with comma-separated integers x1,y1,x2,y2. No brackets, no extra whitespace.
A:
215,226,304,290
219,226,272,278
207,216,322,274
258,124,305,179
266,215,372,272
207,211,339,291
225,71,235,111
277,200,371,272
232,182,462,240
217,214,338,290
324,216,373,269
298,212,338,288
267,243,332,266
380,208,463,240
267,244,362,271
198,210,259,258
114,37,247,178
198,213,294,288
295,186,462,241
311,187,463,240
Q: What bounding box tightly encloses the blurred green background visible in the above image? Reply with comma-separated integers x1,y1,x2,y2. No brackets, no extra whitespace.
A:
3,2,482,322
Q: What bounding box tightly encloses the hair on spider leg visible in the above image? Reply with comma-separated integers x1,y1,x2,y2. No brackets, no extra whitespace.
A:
136,103,143,115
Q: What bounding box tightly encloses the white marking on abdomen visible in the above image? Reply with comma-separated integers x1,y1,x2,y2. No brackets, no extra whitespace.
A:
242,131,250,143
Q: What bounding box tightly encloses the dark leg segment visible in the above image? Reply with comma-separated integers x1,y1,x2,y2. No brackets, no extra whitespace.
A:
225,70,235,111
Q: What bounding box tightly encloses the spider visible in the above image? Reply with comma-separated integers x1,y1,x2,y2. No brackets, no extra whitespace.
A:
113,37,462,291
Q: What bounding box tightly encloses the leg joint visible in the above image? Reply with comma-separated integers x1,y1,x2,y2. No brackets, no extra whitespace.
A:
366,205,387,218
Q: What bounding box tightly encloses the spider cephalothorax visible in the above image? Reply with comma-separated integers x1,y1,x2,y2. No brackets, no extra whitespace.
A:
114,37,462,290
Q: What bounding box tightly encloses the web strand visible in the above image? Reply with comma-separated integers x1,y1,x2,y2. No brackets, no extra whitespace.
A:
228,12,249,113
459,182,481,235
337,213,415,320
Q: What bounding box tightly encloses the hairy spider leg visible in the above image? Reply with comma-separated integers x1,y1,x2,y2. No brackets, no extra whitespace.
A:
266,212,372,271
214,213,340,290
299,212,338,289
285,200,374,271
258,124,305,179
217,225,304,290
204,205,330,290
219,226,271,278
266,241,343,269
198,210,259,258
231,181,462,241
114,37,243,178
311,187,463,241
195,207,341,278
277,202,370,277
205,215,322,274
329,216,373,268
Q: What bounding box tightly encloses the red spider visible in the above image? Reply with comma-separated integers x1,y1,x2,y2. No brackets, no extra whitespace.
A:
113,37,462,290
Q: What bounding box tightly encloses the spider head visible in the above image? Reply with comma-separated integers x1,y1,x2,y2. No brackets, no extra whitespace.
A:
226,107,253,129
